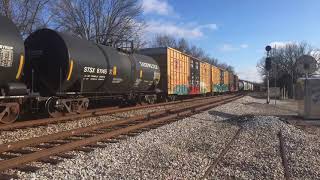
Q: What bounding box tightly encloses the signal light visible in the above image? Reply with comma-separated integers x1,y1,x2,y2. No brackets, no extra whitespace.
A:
265,57,272,71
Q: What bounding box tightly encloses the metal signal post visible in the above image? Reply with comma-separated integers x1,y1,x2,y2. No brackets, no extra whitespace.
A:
267,71,270,104
265,46,272,104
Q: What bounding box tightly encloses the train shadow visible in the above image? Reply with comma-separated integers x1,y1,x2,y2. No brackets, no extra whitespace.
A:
208,110,255,126
208,110,235,119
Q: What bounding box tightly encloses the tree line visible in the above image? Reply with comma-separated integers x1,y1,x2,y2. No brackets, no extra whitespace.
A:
0,0,235,73
151,34,235,72
257,42,320,98
0,0,143,44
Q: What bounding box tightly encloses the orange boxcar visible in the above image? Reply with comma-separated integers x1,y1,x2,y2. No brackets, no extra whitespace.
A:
139,47,190,95
167,48,190,95
200,62,211,94
211,65,221,93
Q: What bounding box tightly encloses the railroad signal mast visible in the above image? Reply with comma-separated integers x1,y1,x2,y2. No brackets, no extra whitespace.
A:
265,45,272,104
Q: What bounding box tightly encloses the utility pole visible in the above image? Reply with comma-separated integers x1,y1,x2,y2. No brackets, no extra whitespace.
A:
267,71,270,104
273,45,277,104
274,64,277,105
265,46,272,104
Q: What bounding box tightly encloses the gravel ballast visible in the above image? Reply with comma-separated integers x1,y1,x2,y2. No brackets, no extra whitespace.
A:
9,96,320,179
0,100,208,144
0,105,177,144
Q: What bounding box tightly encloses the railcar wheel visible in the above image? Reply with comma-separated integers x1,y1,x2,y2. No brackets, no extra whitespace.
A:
144,95,156,104
77,100,89,113
0,103,19,124
148,98,155,104
167,95,176,102
45,97,64,118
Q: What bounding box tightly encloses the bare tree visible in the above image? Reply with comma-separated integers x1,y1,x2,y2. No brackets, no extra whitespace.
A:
150,34,235,73
151,34,177,48
0,0,10,17
151,34,204,58
207,57,219,66
257,42,319,97
0,0,50,37
49,0,143,47
176,38,189,53
189,45,204,58
216,62,233,72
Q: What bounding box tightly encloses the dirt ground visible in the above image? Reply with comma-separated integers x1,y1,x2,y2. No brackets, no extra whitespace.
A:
247,92,320,135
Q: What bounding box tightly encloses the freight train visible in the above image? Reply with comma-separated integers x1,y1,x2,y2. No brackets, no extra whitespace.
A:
0,15,249,124
0,15,160,123
139,47,240,100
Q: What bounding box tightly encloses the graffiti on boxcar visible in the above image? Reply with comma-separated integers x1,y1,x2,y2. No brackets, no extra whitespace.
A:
213,84,228,93
173,85,188,95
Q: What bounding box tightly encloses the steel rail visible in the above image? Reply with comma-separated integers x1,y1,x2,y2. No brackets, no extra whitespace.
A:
86,94,223,113
0,113,182,171
201,127,243,179
0,95,240,154
0,94,229,131
278,130,291,180
0,95,243,172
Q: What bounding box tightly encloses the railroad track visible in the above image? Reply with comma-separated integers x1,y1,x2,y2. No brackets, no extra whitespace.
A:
0,94,232,131
0,94,243,178
201,126,243,179
201,123,292,180
278,131,291,180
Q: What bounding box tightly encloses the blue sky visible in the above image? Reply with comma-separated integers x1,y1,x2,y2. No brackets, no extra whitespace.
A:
141,0,320,82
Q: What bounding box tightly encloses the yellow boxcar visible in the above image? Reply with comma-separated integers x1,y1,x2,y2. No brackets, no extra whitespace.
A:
167,48,190,95
200,62,211,94
139,47,190,96
211,65,221,93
